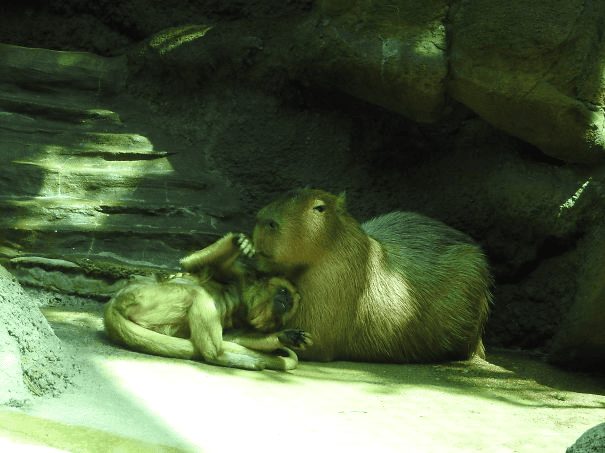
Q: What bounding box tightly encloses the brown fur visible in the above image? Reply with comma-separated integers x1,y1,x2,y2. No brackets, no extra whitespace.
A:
104,233,311,371
253,189,492,363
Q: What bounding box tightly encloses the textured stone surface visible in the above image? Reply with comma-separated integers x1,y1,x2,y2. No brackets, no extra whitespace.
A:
448,0,605,163
567,423,605,453
550,224,605,370
0,43,243,271
296,1,449,122
0,266,82,405
0,43,127,92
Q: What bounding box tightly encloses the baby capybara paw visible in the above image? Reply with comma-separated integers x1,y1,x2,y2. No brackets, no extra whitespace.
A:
278,329,313,349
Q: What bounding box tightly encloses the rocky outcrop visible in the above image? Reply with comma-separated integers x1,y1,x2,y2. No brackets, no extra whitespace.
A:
567,423,605,453
448,0,605,164
0,43,126,92
0,266,81,404
549,223,605,370
295,1,449,122
0,43,243,272
310,0,605,163
130,1,605,162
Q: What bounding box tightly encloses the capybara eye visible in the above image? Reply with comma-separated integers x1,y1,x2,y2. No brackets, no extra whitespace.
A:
274,287,293,314
313,204,326,213
267,220,279,231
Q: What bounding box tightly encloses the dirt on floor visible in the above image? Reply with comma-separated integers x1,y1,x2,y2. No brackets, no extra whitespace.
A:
1,288,604,453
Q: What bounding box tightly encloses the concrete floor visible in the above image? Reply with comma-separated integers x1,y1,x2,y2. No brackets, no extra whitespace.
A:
1,305,604,453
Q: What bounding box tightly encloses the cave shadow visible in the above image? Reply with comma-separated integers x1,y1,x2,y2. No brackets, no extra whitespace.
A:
291,350,605,409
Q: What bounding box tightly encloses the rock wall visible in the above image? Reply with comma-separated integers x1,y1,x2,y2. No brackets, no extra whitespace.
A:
448,0,605,164
0,43,244,272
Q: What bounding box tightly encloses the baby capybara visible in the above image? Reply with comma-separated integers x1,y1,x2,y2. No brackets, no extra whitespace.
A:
252,188,491,363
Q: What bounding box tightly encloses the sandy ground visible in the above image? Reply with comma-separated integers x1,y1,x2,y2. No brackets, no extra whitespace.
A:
1,301,604,453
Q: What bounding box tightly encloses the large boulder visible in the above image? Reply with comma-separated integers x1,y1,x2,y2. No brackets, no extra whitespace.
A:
567,423,605,453
0,265,81,405
130,1,605,162
549,223,605,370
296,0,449,122
448,0,605,163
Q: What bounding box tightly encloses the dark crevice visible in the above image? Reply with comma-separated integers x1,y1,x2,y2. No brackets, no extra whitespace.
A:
66,151,174,161
498,231,583,285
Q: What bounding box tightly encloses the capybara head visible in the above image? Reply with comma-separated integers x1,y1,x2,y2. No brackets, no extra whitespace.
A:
244,276,301,332
253,188,359,276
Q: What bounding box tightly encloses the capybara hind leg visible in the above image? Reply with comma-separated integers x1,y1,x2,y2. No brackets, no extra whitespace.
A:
474,339,486,360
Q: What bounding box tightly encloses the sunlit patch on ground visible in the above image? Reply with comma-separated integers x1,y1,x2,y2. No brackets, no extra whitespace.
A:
12,297,602,453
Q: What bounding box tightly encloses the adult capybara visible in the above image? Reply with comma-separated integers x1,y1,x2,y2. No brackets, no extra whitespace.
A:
252,188,492,363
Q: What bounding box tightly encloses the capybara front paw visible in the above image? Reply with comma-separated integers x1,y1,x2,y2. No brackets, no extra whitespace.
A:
278,329,313,349
237,234,256,258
